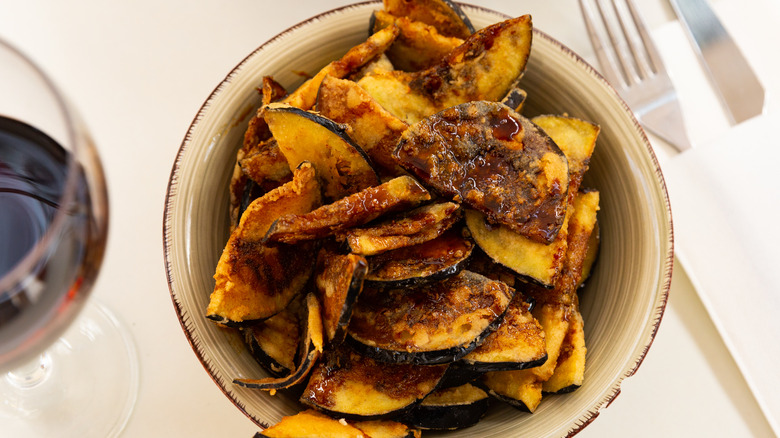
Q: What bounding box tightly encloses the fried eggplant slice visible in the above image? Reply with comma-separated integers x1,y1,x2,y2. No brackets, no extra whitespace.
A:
243,304,300,377
264,103,380,201
543,306,586,394
316,75,408,177
402,383,490,430
382,0,475,39
347,270,514,365
282,24,399,110
207,163,322,326
230,77,290,230
257,409,366,438
464,119,599,286
264,175,430,244
482,190,599,405
480,367,542,413
532,115,600,202
235,293,324,391
465,207,570,288
364,227,473,287
257,409,421,438
458,292,547,372
239,138,293,192
558,190,600,296
357,15,532,124
300,348,447,420
479,301,571,413
371,10,464,71
396,101,569,243
345,201,460,255
315,245,368,345
523,189,601,306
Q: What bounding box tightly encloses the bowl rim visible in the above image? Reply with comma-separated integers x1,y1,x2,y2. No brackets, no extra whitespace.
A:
162,1,674,435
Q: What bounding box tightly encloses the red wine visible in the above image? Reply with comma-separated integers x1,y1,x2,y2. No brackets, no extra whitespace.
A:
0,115,103,370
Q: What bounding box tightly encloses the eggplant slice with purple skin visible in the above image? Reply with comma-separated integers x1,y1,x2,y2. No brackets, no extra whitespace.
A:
395,101,570,244
369,9,465,72
234,293,324,391
242,303,301,378
543,306,586,394
364,227,473,287
345,201,461,256
206,162,322,326
501,87,527,113
316,75,409,178
314,244,368,346
381,0,475,39
263,103,380,201
263,175,430,244
357,15,532,125
347,270,514,365
300,347,447,420
455,292,547,372
401,383,490,431
464,115,599,288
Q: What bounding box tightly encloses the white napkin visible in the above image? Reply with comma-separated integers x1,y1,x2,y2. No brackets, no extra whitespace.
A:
663,116,780,434
649,1,780,434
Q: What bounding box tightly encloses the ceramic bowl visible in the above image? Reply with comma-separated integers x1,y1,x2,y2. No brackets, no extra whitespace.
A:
163,2,673,436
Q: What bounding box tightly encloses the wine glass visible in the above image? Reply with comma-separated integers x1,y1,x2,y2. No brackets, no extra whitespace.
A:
0,38,138,436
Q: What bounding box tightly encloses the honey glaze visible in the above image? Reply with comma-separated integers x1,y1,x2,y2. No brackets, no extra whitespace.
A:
491,109,522,142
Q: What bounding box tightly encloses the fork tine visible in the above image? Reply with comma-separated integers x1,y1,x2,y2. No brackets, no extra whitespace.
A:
623,0,664,76
597,0,639,86
610,0,653,81
579,0,625,88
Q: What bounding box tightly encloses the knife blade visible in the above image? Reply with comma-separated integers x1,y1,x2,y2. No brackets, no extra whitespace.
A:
669,0,765,124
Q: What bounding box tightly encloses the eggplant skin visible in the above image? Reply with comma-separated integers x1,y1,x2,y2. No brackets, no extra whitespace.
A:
263,103,380,201
364,227,473,287
402,384,490,430
243,306,300,377
233,293,323,391
396,101,569,244
315,245,368,345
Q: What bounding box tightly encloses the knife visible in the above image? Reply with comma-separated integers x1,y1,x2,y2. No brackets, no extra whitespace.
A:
669,0,765,124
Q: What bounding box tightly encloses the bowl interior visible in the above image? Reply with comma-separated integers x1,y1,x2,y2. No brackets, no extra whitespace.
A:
164,3,673,436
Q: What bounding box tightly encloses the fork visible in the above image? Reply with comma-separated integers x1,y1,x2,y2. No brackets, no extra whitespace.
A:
579,0,692,151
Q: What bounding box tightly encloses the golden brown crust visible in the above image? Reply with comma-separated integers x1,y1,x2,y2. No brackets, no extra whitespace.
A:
264,176,431,244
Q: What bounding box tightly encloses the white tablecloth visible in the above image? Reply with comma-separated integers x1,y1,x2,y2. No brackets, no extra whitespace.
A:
1,1,775,436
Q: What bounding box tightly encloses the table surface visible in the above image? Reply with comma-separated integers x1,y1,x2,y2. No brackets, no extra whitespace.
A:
1,1,775,437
